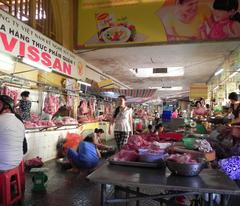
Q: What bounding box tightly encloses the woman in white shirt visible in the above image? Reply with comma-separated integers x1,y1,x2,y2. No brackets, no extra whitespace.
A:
109,95,133,150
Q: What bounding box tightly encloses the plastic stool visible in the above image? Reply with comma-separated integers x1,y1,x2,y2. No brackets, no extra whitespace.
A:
19,161,25,193
0,166,22,206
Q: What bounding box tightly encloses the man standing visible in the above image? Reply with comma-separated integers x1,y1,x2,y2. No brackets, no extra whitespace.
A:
0,95,25,171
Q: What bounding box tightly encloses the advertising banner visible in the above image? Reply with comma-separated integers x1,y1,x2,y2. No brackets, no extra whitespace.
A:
77,0,240,48
0,10,85,79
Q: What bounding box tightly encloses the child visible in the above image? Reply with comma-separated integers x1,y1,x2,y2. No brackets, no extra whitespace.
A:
67,133,101,171
201,0,240,39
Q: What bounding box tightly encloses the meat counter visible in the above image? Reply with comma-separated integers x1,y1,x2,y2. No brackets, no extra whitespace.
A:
24,122,114,162
24,124,80,162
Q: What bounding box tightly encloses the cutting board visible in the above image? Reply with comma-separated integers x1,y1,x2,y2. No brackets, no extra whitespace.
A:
169,145,216,161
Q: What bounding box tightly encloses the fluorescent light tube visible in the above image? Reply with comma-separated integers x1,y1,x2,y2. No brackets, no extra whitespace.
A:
0,61,14,71
229,72,238,78
149,86,183,91
77,80,91,87
213,86,219,91
214,68,223,76
0,53,14,64
0,53,15,72
22,58,52,72
130,67,184,78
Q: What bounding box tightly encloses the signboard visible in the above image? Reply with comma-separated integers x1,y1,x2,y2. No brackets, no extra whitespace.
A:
0,10,85,79
190,83,208,100
97,79,114,88
77,0,240,48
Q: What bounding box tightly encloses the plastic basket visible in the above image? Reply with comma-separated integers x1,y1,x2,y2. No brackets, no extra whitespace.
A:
183,137,196,149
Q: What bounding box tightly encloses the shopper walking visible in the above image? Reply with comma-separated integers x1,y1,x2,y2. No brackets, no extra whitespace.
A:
109,95,133,150
0,95,25,171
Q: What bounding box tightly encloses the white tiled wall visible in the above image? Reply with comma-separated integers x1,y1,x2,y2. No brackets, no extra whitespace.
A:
24,122,114,163
24,128,80,162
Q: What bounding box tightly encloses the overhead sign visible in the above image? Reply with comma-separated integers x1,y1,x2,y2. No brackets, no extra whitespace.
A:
98,79,114,88
190,83,208,100
77,0,240,48
0,10,85,79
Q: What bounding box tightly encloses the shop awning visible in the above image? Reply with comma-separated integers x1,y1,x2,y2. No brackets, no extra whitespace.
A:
103,89,157,98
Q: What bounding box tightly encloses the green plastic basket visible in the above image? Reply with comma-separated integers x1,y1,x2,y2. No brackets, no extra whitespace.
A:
183,137,196,149
196,124,207,134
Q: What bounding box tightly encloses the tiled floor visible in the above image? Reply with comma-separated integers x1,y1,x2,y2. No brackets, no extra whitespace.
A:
22,160,101,206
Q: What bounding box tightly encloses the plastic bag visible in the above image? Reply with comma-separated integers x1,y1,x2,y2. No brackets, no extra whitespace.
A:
63,132,83,150
219,156,240,180
25,156,43,169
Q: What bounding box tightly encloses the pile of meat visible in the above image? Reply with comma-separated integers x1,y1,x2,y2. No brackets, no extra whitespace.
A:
24,120,56,128
78,116,96,123
24,117,78,129
141,132,183,142
62,117,78,125
122,135,151,151
167,153,198,164
113,150,139,162
112,135,168,162
27,112,40,122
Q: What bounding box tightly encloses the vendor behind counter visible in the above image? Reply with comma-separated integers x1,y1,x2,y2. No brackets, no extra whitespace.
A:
16,91,32,121
228,92,240,124
52,105,70,120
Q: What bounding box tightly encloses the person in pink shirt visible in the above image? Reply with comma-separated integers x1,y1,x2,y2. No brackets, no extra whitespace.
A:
192,101,207,116
172,108,178,119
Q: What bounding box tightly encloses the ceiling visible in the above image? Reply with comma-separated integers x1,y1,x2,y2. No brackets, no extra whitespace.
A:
78,41,240,98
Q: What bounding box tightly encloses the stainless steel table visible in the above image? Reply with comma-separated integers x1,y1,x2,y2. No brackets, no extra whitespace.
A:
87,163,240,206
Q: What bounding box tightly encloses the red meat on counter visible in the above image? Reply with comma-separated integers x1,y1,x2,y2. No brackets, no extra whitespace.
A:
167,153,197,164
62,117,78,125
122,135,151,151
113,149,139,162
